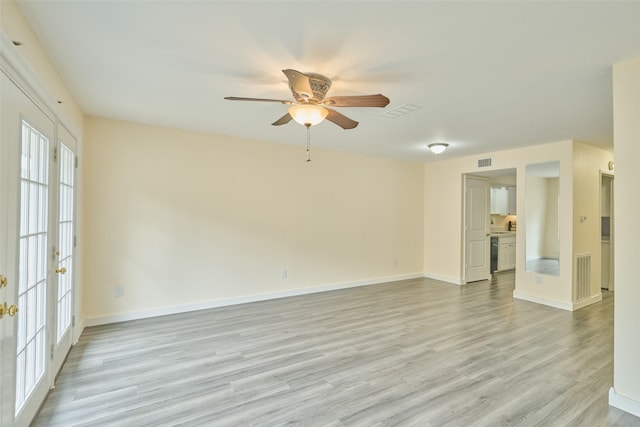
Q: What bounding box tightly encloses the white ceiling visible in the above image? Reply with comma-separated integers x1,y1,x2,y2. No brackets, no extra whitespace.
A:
16,1,640,162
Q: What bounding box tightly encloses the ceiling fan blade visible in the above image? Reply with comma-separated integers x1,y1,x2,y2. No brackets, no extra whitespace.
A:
322,94,390,108
325,108,358,130
271,113,293,126
224,96,292,104
282,69,314,99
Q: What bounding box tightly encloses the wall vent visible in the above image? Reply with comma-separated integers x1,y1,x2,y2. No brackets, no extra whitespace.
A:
478,158,492,168
575,253,591,301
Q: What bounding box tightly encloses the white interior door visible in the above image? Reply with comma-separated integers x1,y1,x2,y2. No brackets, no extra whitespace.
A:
464,176,491,283
1,70,56,427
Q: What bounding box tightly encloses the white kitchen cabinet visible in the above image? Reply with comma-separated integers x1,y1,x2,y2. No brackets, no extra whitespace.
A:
491,186,506,215
491,185,517,215
497,236,516,271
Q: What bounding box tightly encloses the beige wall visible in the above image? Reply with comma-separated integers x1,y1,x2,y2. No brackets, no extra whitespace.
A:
424,140,610,308
572,141,614,296
612,57,640,409
424,140,575,305
82,117,425,321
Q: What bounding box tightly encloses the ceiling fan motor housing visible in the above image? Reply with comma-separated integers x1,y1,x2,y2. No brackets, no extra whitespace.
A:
290,73,331,103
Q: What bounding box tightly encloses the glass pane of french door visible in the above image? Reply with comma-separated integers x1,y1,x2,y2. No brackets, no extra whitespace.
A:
15,120,50,415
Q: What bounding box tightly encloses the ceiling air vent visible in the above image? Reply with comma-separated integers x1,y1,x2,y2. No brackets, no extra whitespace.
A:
380,103,421,118
478,158,492,168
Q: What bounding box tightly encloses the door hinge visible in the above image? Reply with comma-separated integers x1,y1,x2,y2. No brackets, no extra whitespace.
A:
72,315,76,327
50,344,54,360
74,235,77,248
75,156,78,169
53,146,58,162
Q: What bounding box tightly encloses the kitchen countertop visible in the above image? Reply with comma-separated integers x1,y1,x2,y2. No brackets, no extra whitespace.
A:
491,231,516,237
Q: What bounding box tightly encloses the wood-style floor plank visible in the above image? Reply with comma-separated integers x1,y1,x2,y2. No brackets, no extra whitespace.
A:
32,272,640,426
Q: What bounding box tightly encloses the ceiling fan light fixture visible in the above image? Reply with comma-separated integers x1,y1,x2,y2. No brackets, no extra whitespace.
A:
288,104,328,127
428,142,449,155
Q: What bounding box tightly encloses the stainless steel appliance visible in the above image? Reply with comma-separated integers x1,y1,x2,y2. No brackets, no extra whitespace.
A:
491,236,499,274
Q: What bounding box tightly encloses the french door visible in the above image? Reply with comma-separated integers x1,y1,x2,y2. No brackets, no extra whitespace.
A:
1,70,77,426
51,126,77,375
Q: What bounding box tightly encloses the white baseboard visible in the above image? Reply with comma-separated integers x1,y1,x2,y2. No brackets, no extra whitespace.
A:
73,319,85,344
84,272,424,327
513,290,573,311
572,293,602,310
423,272,463,285
609,387,640,417
513,290,603,312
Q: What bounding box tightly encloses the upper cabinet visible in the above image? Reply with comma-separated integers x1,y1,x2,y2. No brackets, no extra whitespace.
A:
491,185,517,215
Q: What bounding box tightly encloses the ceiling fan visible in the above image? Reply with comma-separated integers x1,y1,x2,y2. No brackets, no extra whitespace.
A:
225,69,390,129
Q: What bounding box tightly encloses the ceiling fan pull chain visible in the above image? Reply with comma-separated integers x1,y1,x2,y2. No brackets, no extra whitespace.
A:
306,124,311,162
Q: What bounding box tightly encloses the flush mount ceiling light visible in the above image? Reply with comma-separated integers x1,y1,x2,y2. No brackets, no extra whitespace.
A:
428,142,449,154
288,104,329,127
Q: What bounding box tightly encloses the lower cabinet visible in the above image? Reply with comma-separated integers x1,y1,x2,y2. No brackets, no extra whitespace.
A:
497,236,516,271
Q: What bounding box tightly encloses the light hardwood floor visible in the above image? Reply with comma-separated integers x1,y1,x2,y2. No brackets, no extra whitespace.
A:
33,272,640,426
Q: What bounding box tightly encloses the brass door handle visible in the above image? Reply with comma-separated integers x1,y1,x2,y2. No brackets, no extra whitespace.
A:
0,274,7,288
0,302,18,319
55,267,67,275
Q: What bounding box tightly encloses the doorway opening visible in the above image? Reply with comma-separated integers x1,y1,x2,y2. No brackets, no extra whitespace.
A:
463,168,517,284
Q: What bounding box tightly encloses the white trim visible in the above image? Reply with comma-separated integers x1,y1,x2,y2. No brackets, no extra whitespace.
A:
84,272,424,327
423,272,464,285
513,290,573,311
0,30,81,138
571,293,602,311
609,387,640,418
513,290,603,311
73,319,84,345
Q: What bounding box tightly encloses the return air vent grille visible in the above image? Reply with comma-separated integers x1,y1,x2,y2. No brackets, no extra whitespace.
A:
478,158,492,168
575,253,591,301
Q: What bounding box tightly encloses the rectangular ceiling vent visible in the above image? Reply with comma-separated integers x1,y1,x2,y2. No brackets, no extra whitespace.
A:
478,158,492,168
380,103,421,118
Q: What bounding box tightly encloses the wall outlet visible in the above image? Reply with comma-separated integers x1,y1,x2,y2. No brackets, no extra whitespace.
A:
535,275,543,284
114,286,124,298
393,259,398,268
281,269,287,279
